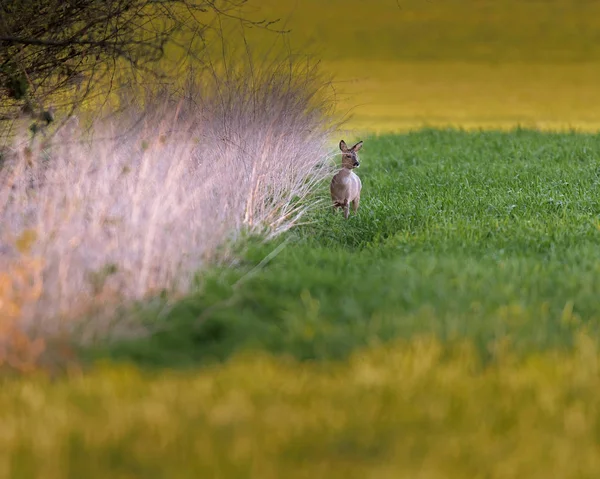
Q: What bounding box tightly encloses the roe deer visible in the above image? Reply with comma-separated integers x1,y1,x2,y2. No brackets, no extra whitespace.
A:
330,139,363,219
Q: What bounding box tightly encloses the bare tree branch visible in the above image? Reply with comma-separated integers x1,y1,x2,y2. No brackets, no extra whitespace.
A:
0,0,280,131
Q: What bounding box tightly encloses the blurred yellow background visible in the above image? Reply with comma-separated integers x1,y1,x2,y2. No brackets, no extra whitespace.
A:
246,0,600,133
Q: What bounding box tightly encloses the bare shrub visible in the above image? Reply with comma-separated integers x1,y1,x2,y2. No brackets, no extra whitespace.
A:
0,57,340,341
0,0,279,125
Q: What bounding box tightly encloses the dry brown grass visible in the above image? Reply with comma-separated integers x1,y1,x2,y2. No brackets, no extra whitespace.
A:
0,231,45,373
0,57,340,343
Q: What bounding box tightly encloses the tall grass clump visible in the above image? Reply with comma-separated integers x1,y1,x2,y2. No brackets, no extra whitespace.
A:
0,56,339,344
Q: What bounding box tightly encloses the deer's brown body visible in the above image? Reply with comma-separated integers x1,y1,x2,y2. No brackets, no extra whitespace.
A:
330,139,363,219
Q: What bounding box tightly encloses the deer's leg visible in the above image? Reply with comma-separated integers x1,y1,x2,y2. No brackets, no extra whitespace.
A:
352,196,360,214
343,202,350,219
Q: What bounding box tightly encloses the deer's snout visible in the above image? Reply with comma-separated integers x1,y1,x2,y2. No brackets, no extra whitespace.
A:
354,161,360,168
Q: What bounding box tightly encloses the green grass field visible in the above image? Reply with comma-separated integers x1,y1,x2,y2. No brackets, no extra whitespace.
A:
94,129,600,367
5,129,600,477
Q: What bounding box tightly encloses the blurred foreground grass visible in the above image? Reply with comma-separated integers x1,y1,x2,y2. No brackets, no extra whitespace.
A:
3,335,600,478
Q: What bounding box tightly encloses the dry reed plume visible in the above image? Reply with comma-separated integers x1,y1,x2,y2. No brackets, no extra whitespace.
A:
0,58,339,343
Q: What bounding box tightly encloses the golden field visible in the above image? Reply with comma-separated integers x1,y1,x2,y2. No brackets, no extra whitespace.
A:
326,60,600,134
3,335,600,478
246,0,600,133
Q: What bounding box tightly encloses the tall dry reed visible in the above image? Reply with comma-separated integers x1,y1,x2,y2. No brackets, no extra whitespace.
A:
0,57,340,340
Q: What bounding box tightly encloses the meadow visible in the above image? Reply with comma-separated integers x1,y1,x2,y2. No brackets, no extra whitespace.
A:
3,129,600,477
94,129,600,367
4,0,600,476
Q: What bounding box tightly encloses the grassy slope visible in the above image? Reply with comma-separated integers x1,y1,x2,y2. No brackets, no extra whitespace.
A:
90,129,600,368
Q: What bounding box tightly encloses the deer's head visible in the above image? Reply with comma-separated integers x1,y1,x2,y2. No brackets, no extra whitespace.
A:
339,140,363,169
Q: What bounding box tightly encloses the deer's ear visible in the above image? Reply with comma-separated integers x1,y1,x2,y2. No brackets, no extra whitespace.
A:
351,141,363,152
339,140,348,152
